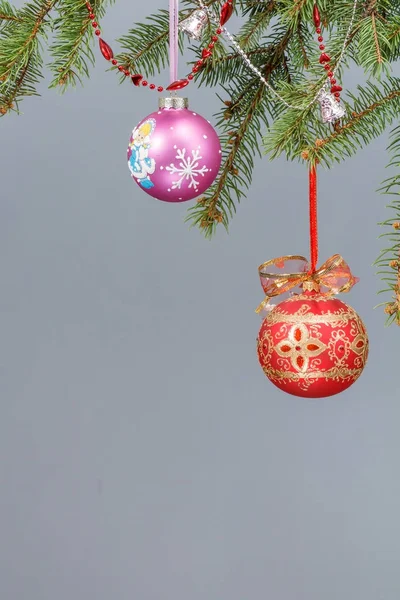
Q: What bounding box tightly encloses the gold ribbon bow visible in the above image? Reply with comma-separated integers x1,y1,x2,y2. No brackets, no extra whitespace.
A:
256,254,359,314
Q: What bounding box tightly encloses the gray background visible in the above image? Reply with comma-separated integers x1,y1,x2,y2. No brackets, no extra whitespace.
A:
1,2,400,599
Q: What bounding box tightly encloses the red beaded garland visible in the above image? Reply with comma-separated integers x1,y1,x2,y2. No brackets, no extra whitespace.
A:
83,0,226,94
99,38,113,61
313,2,344,104
220,1,234,26
313,4,321,28
166,78,190,91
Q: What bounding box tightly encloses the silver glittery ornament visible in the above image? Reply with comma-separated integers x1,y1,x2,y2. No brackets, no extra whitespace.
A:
178,9,209,41
317,89,346,124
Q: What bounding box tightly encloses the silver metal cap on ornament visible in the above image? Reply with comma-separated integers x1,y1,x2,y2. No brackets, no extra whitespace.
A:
178,9,209,41
159,97,189,109
317,89,346,124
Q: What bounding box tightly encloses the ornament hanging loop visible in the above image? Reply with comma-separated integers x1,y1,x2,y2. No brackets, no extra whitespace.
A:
169,0,179,87
308,163,318,274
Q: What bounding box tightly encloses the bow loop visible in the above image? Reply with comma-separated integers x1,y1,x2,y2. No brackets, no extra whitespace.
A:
256,254,359,314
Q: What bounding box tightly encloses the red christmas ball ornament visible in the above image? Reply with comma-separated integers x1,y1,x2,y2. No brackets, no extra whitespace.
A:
257,289,369,398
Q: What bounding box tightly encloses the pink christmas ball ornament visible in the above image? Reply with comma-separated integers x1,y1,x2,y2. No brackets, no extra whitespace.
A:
127,97,222,202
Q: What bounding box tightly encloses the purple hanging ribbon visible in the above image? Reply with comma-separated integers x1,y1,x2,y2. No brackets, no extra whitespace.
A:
169,0,179,84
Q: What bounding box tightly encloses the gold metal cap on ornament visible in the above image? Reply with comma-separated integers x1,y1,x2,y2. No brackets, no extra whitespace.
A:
302,280,320,293
158,97,189,109
178,9,209,41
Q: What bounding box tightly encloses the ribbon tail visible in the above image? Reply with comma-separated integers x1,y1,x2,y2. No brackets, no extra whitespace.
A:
255,298,270,314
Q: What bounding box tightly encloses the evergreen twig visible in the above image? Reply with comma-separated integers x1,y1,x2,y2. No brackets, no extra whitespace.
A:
1,0,400,322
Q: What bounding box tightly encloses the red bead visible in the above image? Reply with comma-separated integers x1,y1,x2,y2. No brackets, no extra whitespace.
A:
142,80,148,86
192,66,199,72
157,86,163,92
319,53,331,64
216,28,222,34
111,59,117,66
124,70,130,76
188,74,194,80
318,36,323,42
95,30,100,36
118,65,124,71
196,60,203,66
212,36,218,42
334,92,340,97
319,44,325,50
149,83,155,89
131,74,143,86
86,3,92,10
331,84,343,93
313,4,321,28
220,1,233,26
92,21,98,27
202,48,212,58
89,12,95,19
324,64,330,70
208,42,215,49
331,78,336,84
327,71,333,77
316,27,321,34
99,39,113,61
166,78,189,91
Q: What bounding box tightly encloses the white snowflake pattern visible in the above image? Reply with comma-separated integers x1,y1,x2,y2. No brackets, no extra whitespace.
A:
165,148,209,191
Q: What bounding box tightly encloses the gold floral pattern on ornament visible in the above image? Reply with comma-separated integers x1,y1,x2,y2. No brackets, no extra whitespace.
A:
275,323,327,373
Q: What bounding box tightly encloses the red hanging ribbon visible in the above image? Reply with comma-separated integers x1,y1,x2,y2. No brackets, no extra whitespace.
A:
309,165,318,274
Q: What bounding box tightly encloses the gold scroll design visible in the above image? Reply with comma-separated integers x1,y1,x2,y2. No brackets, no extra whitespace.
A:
266,302,362,328
263,365,365,392
256,254,359,314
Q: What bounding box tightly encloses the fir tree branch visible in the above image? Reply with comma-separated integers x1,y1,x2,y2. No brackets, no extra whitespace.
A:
296,20,310,68
115,0,221,77
0,0,57,114
371,12,383,64
0,13,23,22
238,1,275,50
0,0,23,25
304,83,400,165
3,0,55,74
185,80,269,238
374,124,400,325
47,0,114,89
